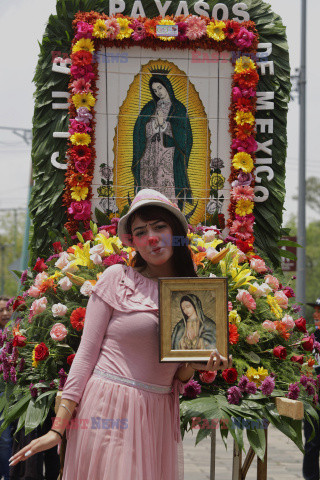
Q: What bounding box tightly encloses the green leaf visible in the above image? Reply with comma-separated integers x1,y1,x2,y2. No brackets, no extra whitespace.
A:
278,240,302,248
246,428,266,460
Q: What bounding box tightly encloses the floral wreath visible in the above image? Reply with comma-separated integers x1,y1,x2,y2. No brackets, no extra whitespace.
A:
63,12,259,256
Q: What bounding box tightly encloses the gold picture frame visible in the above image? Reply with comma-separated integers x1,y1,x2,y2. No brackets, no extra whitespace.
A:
159,277,228,362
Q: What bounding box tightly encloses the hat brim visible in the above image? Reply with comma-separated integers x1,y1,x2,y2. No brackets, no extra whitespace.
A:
117,199,189,247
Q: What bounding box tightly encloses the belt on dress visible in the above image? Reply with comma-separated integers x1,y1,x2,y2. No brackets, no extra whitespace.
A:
92,367,183,442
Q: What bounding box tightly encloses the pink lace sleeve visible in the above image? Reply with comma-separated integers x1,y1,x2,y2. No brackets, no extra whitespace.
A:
61,292,114,404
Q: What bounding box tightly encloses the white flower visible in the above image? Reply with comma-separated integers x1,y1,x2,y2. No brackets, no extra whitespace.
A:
58,277,73,291
209,273,216,278
52,303,68,317
90,254,102,265
203,230,216,243
55,252,70,269
80,281,94,297
249,282,272,298
89,244,105,257
206,247,219,261
62,261,79,274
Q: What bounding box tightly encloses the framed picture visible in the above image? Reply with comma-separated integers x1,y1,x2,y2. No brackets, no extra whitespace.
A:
159,277,228,362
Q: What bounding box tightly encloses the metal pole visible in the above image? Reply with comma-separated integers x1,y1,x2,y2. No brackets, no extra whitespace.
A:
1,245,5,295
297,0,307,316
210,429,216,480
21,170,33,271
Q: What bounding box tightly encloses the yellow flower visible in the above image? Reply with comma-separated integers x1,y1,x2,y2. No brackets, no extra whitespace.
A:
32,345,39,368
206,21,226,41
235,111,255,126
234,56,256,74
157,19,176,41
267,295,283,319
116,18,133,40
93,19,108,38
71,186,89,201
248,284,258,295
210,173,225,190
70,133,91,146
72,242,94,268
235,199,254,216
48,271,63,281
246,367,269,386
229,310,241,325
95,233,123,254
232,152,254,173
72,38,95,53
72,93,96,110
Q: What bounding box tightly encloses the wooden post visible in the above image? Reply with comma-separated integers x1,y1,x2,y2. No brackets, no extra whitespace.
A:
210,429,216,480
232,439,242,480
257,428,268,480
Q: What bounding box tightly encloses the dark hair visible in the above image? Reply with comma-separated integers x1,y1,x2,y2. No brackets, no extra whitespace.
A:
127,205,197,277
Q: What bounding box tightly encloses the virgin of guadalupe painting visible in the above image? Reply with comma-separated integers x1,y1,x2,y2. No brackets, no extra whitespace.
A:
171,294,216,350
132,67,194,211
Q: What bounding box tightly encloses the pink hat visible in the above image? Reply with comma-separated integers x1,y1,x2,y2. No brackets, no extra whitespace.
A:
117,189,189,246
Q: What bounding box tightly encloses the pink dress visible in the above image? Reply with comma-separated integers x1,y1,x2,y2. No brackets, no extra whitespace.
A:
61,264,186,480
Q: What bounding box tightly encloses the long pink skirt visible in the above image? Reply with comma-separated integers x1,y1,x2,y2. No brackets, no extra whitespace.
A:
62,371,184,480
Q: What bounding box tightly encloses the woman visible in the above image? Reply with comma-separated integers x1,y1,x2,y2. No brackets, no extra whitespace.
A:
132,72,194,210
172,294,216,350
8,188,231,479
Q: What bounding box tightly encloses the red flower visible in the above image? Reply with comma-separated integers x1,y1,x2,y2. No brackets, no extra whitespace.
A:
225,20,241,40
301,336,314,352
33,258,48,273
34,342,49,362
67,354,76,366
282,287,295,298
218,214,225,230
273,345,287,360
235,97,252,112
82,230,94,241
70,51,92,66
229,324,239,345
274,321,290,340
234,70,259,88
222,368,238,384
199,370,217,383
68,145,92,163
70,307,86,331
12,335,27,347
290,355,304,365
104,225,117,236
52,241,63,253
295,317,307,333
12,296,26,311
235,239,252,253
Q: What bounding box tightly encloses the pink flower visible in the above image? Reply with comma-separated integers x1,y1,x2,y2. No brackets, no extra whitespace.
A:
281,314,295,331
235,27,255,49
246,331,260,344
228,301,233,312
34,272,48,286
105,18,120,40
231,137,258,154
103,254,126,266
75,107,93,124
50,323,68,341
231,185,255,201
55,252,70,270
250,258,267,274
205,247,219,261
74,158,91,174
129,19,146,41
28,286,41,298
264,274,279,291
69,120,92,135
185,16,207,40
236,289,256,312
98,229,110,238
262,320,276,331
199,371,217,383
80,281,94,296
30,297,48,316
70,64,95,82
177,21,188,41
274,291,289,310
203,229,216,243
58,277,73,291
71,78,92,95
229,219,254,241
68,200,91,221
75,21,93,40
52,303,68,317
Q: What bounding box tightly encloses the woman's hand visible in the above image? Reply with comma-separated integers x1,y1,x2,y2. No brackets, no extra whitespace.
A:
189,349,232,372
156,112,164,126
9,430,61,467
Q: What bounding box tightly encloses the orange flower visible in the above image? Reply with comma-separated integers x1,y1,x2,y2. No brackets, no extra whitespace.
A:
229,324,239,345
307,358,316,367
66,172,93,188
191,251,207,268
274,321,290,340
67,247,75,254
235,124,254,140
38,278,56,294
145,18,158,37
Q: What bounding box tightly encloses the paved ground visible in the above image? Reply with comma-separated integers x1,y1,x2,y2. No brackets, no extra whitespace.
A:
183,424,305,480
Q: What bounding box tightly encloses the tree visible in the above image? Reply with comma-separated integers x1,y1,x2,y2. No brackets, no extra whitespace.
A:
0,209,26,297
293,176,320,213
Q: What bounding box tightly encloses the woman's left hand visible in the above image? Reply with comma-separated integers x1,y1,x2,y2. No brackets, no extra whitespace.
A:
189,349,232,372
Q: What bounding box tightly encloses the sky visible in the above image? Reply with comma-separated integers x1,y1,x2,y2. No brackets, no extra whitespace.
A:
0,0,318,226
